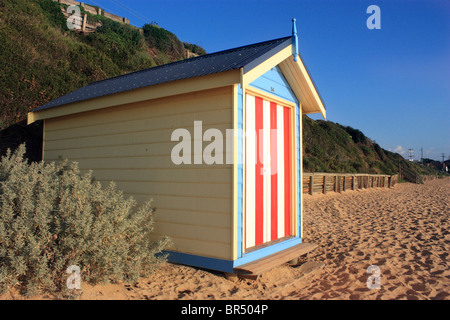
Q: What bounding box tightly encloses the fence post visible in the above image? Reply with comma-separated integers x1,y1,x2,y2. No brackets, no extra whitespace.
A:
82,13,87,32
303,172,405,194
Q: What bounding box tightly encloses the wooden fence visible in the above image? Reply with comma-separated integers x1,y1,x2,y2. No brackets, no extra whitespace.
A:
53,0,130,33
398,163,448,184
61,9,100,33
420,175,442,182
303,173,398,195
398,163,423,184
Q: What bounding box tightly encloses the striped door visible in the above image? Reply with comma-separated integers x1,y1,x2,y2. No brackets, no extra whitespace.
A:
244,93,293,250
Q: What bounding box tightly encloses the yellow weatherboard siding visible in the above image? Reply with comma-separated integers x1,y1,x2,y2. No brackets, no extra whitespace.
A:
28,70,240,124
232,84,239,260
31,38,327,267
44,86,235,260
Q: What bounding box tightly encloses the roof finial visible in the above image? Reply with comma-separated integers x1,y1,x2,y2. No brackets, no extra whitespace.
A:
292,18,299,62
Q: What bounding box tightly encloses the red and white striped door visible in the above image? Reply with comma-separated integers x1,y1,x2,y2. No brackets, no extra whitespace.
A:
244,93,293,250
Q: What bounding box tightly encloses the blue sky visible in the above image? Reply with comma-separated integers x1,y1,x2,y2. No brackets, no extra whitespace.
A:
86,0,449,161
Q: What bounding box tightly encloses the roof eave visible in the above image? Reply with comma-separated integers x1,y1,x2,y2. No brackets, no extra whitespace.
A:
278,54,326,119
240,40,326,119
242,37,292,74
28,69,240,124
241,43,293,88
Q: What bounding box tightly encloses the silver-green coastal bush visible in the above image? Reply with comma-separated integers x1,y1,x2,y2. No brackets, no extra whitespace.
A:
0,145,169,296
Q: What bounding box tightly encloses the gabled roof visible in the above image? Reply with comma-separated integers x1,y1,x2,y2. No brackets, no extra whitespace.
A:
33,36,292,112
28,34,326,123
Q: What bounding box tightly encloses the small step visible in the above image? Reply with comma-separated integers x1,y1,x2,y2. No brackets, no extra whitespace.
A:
233,242,318,278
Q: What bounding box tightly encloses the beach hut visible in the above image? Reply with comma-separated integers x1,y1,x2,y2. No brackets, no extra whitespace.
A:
27,21,326,276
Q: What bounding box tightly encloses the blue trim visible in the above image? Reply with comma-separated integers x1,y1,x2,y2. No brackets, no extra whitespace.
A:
237,84,244,259
249,66,297,103
164,250,234,273
233,237,302,267
164,237,302,273
292,18,299,62
296,102,302,237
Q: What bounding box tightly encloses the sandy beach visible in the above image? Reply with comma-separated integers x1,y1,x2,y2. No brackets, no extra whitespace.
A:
2,178,449,300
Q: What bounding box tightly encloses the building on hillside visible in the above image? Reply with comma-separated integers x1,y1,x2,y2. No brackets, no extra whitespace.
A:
28,21,326,276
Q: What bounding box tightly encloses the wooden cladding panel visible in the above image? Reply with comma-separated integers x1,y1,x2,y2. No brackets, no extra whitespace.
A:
43,86,234,260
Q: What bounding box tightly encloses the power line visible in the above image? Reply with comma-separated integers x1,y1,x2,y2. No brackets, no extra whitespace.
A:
86,0,114,13
108,0,152,24
80,0,152,25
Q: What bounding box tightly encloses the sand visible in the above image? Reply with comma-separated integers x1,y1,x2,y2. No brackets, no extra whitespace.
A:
2,178,449,300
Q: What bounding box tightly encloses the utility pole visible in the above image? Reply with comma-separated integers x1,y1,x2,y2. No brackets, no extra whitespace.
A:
420,147,423,164
442,153,446,171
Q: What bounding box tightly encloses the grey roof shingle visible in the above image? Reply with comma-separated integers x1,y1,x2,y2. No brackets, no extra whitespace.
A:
34,36,292,112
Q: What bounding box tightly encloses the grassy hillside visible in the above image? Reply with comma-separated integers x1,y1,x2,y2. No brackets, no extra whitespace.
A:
302,115,445,177
0,0,204,129
0,0,445,178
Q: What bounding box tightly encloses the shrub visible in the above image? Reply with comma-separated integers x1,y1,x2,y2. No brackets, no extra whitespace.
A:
0,145,169,296
359,145,374,157
142,24,185,58
373,143,386,161
183,42,207,56
37,0,68,31
84,17,146,71
350,160,364,172
343,126,368,144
